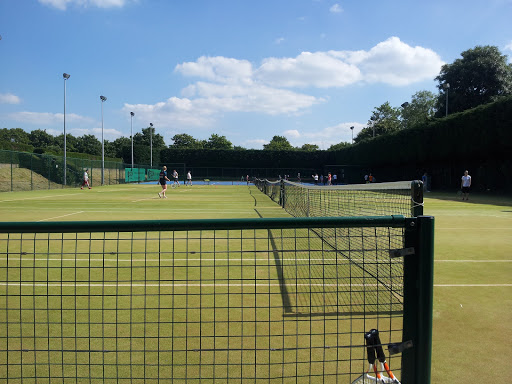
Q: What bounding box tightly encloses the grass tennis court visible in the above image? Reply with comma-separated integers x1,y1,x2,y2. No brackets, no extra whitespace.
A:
0,184,510,383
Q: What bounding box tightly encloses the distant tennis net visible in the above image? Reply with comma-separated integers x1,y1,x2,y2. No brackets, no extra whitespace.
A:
254,179,423,218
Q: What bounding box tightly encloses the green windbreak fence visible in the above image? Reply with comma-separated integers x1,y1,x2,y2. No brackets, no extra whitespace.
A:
0,150,127,192
146,169,161,182
0,216,434,383
125,168,147,183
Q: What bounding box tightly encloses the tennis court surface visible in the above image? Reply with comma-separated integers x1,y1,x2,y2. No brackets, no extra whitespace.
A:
0,182,434,383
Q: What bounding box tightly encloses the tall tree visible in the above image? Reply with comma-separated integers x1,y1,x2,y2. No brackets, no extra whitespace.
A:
263,135,294,150
328,141,350,151
355,102,400,143
401,90,437,129
435,45,512,116
106,137,131,158
28,129,55,148
300,144,320,151
134,127,165,149
75,134,101,156
55,133,78,153
204,134,233,150
169,133,203,149
0,128,30,144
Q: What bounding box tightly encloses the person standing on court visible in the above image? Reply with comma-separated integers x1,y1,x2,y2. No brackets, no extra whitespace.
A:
186,171,192,186
81,169,91,189
461,170,472,201
158,166,171,198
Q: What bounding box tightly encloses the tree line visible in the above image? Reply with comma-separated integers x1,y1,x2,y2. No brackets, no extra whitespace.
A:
2,44,511,160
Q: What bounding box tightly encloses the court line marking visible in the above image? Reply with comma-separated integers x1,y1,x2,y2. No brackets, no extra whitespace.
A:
0,193,82,203
1,282,511,288
37,211,84,222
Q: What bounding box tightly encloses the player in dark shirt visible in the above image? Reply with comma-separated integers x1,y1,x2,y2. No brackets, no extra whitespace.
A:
158,166,171,198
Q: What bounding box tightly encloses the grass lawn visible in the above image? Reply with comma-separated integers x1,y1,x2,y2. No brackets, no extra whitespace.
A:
0,185,510,383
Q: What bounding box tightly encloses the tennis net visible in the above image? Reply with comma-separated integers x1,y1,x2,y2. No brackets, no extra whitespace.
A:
0,216,433,383
254,180,423,218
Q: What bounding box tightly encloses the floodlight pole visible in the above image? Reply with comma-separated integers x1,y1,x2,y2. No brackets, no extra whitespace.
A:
443,83,450,117
350,126,354,144
130,112,134,168
149,123,153,168
63,73,70,186
100,95,107,185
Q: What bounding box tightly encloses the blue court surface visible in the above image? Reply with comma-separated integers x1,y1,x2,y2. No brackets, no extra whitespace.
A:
140,180,252,186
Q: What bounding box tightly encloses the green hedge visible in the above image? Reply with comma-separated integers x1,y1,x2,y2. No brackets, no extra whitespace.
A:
160,148,333,169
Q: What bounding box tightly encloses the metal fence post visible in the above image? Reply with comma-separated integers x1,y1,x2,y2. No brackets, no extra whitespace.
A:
402,215,435,384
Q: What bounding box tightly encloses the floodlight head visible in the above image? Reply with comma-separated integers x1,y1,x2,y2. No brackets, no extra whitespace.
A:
443,83,450,89
130,112,134,116
100,95,107,102
350,126,354,130
149,123,153,127
401,102,409,108
63,73,70,79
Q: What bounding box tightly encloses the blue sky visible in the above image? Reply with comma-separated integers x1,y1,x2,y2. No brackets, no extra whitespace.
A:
1,0,511,149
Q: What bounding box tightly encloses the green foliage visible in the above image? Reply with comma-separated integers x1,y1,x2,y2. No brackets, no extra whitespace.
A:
134,127,166,149
75,134,101,156
435,45,512,116
29,129,55,148
0,140,34,152
333,96,512,174
0,128,30,144
401,90,437,129
170,133,204,149
355,102,401,142
263,136,294,150
300,144,320,151
205,134,233,150
328,141,350,151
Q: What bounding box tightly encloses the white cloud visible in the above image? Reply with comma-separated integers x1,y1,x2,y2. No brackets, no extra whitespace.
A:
175,56,253,84
128,37,442,132
330,4,343,13
505,41,512,51
125,83,322,129
0,93,21,104
338,37,445,86
257,51,362,88
38,0,129,10
283,129,301,138
259,37,443,88
285,123,364,148
9,111,95,126
275,37,285,45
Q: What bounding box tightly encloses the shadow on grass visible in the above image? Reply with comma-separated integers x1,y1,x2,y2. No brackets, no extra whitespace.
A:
426,191,512,207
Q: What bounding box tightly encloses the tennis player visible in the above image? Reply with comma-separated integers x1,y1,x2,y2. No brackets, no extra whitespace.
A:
186,171,192,186
158,166,171,198
81,169,91,189
172,169,180,187
461,170,471,200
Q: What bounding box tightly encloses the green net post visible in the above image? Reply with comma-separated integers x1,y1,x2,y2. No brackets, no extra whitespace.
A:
402,215,435,384
411,180,424,217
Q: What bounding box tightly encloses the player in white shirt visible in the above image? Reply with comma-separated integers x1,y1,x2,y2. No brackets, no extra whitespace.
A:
460,170,471,201
81,169,91,189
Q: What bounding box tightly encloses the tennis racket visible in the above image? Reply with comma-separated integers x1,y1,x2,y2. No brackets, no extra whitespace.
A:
370,329,401,384
351,332,382,383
